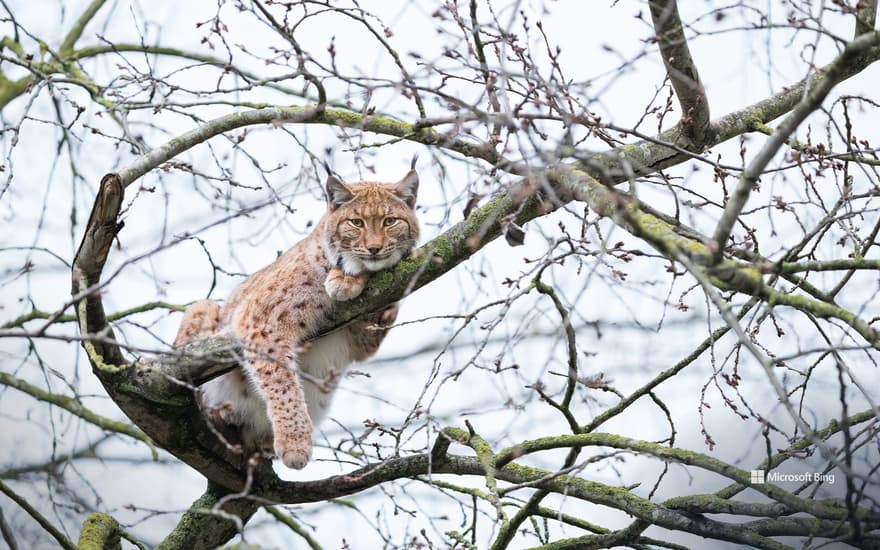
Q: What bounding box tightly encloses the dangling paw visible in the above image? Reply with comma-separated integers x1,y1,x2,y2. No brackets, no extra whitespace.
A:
274,435,312,470
324,267,368,301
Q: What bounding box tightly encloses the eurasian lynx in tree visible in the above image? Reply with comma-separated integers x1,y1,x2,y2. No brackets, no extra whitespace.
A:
173,165,419,469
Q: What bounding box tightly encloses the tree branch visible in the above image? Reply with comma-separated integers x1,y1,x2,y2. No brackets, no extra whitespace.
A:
0,505,18,550
76,513,120,550
72,91,879,503
0,372,153,449
0,479,75,550
264,506,323,550
246,453,813,550
649,0,710,146
58,0,109,56
155,482,260,550
550,166,880,348
63,23,880,543
710,30,880,263
715,408,879,500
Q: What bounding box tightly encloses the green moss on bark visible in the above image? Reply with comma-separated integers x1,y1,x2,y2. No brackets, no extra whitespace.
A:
77,513,120,550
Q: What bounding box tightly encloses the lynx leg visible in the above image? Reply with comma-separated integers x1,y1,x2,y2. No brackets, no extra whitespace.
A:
173,300,222,347
247,352,313,469
324,267,368,301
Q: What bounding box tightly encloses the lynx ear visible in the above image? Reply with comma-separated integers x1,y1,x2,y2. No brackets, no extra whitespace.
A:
394,169,419,208
326,175,353,210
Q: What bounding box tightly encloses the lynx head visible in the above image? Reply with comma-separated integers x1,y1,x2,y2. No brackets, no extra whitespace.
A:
323,168,420,274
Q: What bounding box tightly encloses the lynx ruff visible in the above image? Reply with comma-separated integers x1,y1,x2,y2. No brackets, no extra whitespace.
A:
173,167,419,469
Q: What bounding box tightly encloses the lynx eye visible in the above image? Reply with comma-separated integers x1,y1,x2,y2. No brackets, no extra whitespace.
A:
348,218,365,228
383,217,399,227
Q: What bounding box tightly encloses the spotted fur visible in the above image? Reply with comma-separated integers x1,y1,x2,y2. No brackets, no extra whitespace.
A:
173,168,419,469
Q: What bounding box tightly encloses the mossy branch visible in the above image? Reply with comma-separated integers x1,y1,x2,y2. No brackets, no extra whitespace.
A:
58,0,109,56
445,426,505,521
2,301,185,329
0,371,154,452
113,105,516,189
493,432,873,522
710,30,880,263
715,408,879,500
155,482,260,550
0,479,75,550
62,25,880,548
264,506,323,550
76,513,120,550
551,165,880,349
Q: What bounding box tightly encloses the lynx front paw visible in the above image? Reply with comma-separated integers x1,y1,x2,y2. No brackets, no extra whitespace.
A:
275,438,312,469
324,267,368,301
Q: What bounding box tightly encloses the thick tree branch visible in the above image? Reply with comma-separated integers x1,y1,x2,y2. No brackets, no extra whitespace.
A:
155,482,260,550
649,0,710,146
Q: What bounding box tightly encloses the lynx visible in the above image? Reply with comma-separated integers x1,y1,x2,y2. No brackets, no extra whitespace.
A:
173,166,419,469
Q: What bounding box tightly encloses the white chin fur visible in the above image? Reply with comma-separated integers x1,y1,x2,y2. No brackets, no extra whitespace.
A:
340,250,403,273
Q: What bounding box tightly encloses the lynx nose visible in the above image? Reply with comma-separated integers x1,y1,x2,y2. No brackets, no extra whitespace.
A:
367,246,382,256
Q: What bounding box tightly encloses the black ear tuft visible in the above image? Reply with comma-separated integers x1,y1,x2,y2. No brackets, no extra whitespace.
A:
394,169,419,208
326,175,353,209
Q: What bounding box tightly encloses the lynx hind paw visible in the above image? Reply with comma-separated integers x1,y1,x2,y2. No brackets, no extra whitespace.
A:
174,300,222,347
324,268,368,301
361,303,398,328
207,401,235,423
379,303,399,326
